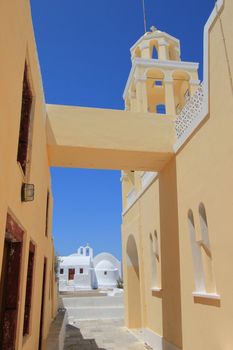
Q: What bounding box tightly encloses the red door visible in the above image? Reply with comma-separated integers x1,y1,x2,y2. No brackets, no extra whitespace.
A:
0,241,22,350
68,268,75,280
0,214,24,350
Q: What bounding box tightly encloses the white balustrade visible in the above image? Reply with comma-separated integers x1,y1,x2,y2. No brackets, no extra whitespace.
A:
141,172,156,189
175,83,204,139
127,187,137,207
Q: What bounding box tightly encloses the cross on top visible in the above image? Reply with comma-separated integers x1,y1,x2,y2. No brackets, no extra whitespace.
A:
150,26,157,32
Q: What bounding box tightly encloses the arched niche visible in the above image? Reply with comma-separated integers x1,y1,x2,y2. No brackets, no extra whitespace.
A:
126,234,142,328
198,203,216,293
146,69,165,113
198,203,210,250
150,231,160,288
172,70,191,114
169,44,179,61
134,47,141,58
188,209,205,292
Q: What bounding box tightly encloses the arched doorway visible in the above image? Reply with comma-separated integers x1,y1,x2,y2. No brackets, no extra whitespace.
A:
126,235,142,328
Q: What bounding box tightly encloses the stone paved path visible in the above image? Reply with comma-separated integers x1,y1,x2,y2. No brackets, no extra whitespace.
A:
64,319,148,350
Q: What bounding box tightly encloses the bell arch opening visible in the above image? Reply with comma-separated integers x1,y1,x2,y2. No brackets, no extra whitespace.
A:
172,70,191,114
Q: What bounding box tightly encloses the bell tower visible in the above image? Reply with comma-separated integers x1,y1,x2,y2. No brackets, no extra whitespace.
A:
121,27,200,211
123,26,200,117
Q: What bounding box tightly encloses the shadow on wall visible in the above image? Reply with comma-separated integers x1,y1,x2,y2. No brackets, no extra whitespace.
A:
193,297,220,307
65,324,106,350
159,158,183,349
126,234,142,329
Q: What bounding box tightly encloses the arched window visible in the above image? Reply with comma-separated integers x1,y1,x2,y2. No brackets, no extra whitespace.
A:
169,44,179,61
198,203,216,293
172,70,190,110
188,210,205,292
156,104,166,114
150,231,160,289
188,206,217,295
126,235,142,328
153,231,159,260
86,248,90,256
199,203,210,249
134,47,141,58
146,68,165,113
152,46,158,59
80,248,83,255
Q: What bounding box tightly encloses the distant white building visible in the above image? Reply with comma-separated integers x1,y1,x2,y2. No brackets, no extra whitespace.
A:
59,244,122,291
93,253,122,288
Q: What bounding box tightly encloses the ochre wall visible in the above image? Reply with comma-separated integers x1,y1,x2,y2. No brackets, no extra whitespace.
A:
46,104,175,171
122,203,143,328
122,1,233,349
176,1,233,349
1,0,232,349
0,1,57,349
122,169,182,349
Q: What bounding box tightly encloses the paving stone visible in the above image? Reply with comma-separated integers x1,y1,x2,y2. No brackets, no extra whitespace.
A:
64,319,146,350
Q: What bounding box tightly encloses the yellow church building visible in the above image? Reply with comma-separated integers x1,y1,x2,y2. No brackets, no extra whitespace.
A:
0,0,232,349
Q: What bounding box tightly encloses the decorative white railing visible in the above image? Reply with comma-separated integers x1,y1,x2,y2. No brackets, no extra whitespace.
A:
127,187,137,207
140,171,156,189
175,83,204,139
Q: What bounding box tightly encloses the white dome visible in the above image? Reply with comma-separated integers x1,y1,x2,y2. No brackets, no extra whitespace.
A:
95,259,116,271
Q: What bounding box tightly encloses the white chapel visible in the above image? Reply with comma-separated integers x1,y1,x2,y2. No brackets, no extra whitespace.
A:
58,244,122,291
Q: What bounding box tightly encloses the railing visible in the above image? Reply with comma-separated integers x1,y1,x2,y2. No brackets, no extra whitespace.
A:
127,187,137,207
175,83,204,139
140,171,156,189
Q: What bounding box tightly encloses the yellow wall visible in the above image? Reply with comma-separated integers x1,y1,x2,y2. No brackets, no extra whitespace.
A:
1,0,232,350
0,1,57,349
46,104,175,171
122,1,233,349
122,180,163,334
176,1,233,348
122,167,182,348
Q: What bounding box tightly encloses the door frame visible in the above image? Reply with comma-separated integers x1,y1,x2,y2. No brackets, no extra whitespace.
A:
38,257,47,350
0,213,24,350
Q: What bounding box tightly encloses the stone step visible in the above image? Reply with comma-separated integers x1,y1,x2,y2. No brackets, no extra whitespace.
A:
66,305,124,320
63,295,123,308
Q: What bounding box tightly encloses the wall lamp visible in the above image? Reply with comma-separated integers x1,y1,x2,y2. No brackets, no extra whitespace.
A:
21,183,35,202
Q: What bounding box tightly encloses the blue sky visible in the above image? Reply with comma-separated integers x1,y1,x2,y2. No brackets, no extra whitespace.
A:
30,0,214,259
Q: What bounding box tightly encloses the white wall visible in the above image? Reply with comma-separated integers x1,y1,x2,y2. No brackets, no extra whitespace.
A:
59,264,93,291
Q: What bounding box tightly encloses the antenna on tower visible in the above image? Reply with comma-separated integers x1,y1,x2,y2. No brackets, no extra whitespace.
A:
142,0,147,33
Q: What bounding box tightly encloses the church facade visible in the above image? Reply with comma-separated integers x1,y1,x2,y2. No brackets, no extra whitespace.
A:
59,245,122,291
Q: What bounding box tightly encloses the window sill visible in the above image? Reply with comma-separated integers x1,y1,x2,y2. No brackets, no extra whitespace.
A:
192,292,220,300
151,287,162,292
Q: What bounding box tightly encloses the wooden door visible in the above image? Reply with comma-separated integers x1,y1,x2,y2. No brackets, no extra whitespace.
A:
0,241,22,350
68,268,75,280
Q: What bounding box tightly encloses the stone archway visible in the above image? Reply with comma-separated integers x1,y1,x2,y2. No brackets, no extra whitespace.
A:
126,234,142,329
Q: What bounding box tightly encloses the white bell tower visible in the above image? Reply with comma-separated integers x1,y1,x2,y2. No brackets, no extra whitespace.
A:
124,26,200,117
